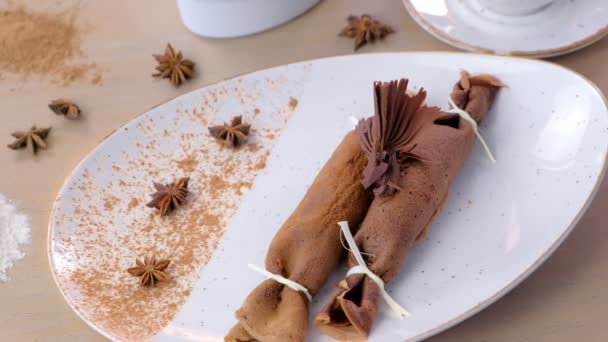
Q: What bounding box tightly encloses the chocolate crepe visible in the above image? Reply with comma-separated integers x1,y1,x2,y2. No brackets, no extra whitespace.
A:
314,71,503,341
225,131,372,342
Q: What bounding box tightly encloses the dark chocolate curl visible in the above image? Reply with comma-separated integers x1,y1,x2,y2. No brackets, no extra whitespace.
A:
356,79,433,196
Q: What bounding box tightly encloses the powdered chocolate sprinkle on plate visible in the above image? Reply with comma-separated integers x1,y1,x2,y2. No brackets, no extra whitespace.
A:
50,76,302,340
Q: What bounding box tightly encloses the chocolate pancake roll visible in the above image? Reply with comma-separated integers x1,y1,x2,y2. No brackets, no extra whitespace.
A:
225,130,372,342
315,72,503,341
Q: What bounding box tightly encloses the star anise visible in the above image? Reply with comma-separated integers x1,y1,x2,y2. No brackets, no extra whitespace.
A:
49,99,80,119
340,14,394,51
208,116,251,148
153,43,195,86
127,256,171,287
7,126,51,155
146,177,190,216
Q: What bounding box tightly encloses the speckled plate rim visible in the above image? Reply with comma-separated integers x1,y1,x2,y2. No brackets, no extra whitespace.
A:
402,0,608,58
47,52,608,342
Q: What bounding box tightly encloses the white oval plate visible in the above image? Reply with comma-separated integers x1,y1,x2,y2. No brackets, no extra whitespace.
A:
404,0,608,58
49,53,608,342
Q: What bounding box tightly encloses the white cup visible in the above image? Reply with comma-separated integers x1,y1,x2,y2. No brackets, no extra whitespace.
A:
477,0,555,16
177,0,320,38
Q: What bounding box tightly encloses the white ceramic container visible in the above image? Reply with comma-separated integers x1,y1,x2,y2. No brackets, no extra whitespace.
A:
177,0,320,38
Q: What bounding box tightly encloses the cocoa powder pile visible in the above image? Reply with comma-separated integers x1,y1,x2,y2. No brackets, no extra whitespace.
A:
0,7,98,85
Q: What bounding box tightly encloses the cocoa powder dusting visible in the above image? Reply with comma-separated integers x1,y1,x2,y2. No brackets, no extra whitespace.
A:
246,143,262,153
176,156,199,173
254,156,268,171
289,97,299,109
51,80,302,340
104,196,119,211
0,6,98,84
127,198,139,211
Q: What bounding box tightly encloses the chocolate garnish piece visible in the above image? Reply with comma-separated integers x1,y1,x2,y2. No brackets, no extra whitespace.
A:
356,79,432,196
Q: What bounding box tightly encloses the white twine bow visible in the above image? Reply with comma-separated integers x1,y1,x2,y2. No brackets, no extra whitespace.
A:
338,221,410,319
446,96,496,163
248,264,313,301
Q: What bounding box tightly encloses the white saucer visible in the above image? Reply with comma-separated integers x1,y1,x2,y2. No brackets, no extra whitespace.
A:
403,0,608,58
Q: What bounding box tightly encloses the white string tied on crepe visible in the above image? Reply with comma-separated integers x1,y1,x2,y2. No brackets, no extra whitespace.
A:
446,96,496,163
338,221,410,319
248,264,313,301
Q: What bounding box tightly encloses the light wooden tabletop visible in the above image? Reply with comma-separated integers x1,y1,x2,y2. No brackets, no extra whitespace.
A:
2,0,607,341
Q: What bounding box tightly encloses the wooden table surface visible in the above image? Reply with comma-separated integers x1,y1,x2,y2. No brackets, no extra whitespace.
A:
2,0,607,341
